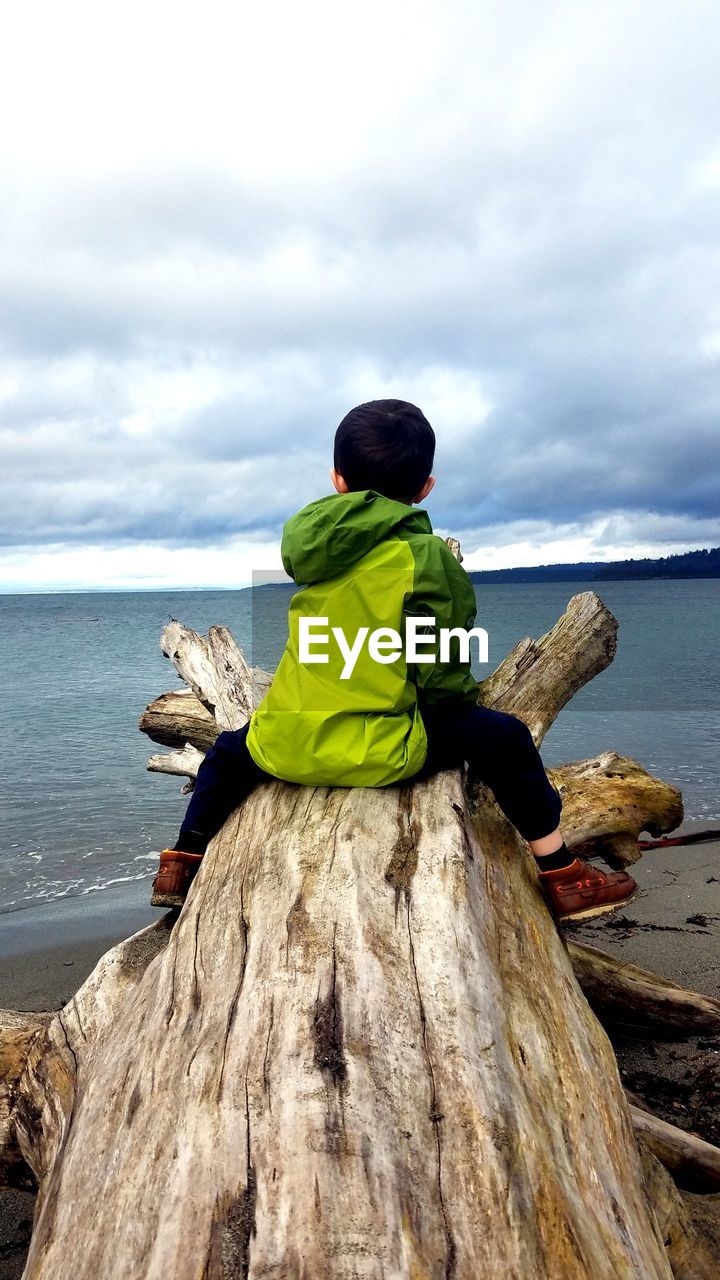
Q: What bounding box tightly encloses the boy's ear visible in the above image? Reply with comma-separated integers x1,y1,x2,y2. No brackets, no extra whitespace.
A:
330,468,350,494
412,474,436,503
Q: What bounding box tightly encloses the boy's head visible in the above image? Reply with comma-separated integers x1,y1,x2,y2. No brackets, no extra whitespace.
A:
331,399,436,504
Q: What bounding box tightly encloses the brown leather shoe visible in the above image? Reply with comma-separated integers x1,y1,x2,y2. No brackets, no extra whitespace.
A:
539,856,638,922
151,850,204,908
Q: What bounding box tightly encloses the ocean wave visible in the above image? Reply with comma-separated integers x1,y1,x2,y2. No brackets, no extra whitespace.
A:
0,869,152,915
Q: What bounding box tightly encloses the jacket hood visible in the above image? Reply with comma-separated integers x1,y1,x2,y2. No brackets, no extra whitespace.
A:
281,489,433,585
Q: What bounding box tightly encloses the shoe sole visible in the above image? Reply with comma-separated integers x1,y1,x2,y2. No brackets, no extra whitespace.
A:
558,888,638,923
151,891,186,909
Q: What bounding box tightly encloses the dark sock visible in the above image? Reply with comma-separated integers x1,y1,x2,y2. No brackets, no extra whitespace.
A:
173,830,208,856
534,842,576,873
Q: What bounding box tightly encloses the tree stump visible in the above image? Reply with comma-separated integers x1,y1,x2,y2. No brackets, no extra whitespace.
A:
3,588,718,1279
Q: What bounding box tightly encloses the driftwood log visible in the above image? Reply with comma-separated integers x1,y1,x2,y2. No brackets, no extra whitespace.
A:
2,586,718,1279
635,1145,720,1280
630,1108,720,1194
569,942,720,1037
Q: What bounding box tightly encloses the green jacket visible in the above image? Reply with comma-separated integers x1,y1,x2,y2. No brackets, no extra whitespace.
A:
246,489,479,786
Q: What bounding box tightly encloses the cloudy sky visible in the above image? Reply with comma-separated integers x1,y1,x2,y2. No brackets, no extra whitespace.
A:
1,0,719,591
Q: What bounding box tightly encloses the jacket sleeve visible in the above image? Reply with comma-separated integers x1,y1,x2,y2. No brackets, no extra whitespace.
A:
402,536,480,709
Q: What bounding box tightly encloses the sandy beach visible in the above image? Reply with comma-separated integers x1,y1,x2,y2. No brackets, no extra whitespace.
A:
1,830,718,1277
0,883,156,1279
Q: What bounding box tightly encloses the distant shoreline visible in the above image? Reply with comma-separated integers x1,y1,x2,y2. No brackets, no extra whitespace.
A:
468,544,720,584
469,569,720,583
1,544,718,595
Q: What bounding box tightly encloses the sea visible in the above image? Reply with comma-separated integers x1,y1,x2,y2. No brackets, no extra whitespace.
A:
1,579,718,916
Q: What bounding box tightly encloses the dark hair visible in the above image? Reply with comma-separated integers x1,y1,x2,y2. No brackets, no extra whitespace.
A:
333,399,435,502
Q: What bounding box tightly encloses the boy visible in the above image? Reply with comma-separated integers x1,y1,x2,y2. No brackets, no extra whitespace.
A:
151,399,637,922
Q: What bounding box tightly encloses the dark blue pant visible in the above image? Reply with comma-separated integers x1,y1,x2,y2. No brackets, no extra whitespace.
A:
176,704,562,853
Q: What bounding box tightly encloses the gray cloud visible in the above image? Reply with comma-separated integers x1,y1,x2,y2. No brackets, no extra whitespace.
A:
1,0,719,585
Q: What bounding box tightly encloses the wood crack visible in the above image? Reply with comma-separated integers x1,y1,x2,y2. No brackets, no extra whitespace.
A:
201,1077,256,1278
217,879,249,1100
405,897,456,1279
313,926,347,1091
191,911,202,1011
385,788,420,919
262,996,274,1109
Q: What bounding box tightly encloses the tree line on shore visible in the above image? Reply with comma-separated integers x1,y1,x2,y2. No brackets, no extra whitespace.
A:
468,545,720,584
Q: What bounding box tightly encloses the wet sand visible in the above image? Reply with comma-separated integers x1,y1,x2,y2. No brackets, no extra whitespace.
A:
0,882,157,1279
1,834,718,1277
566,833,720,1147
